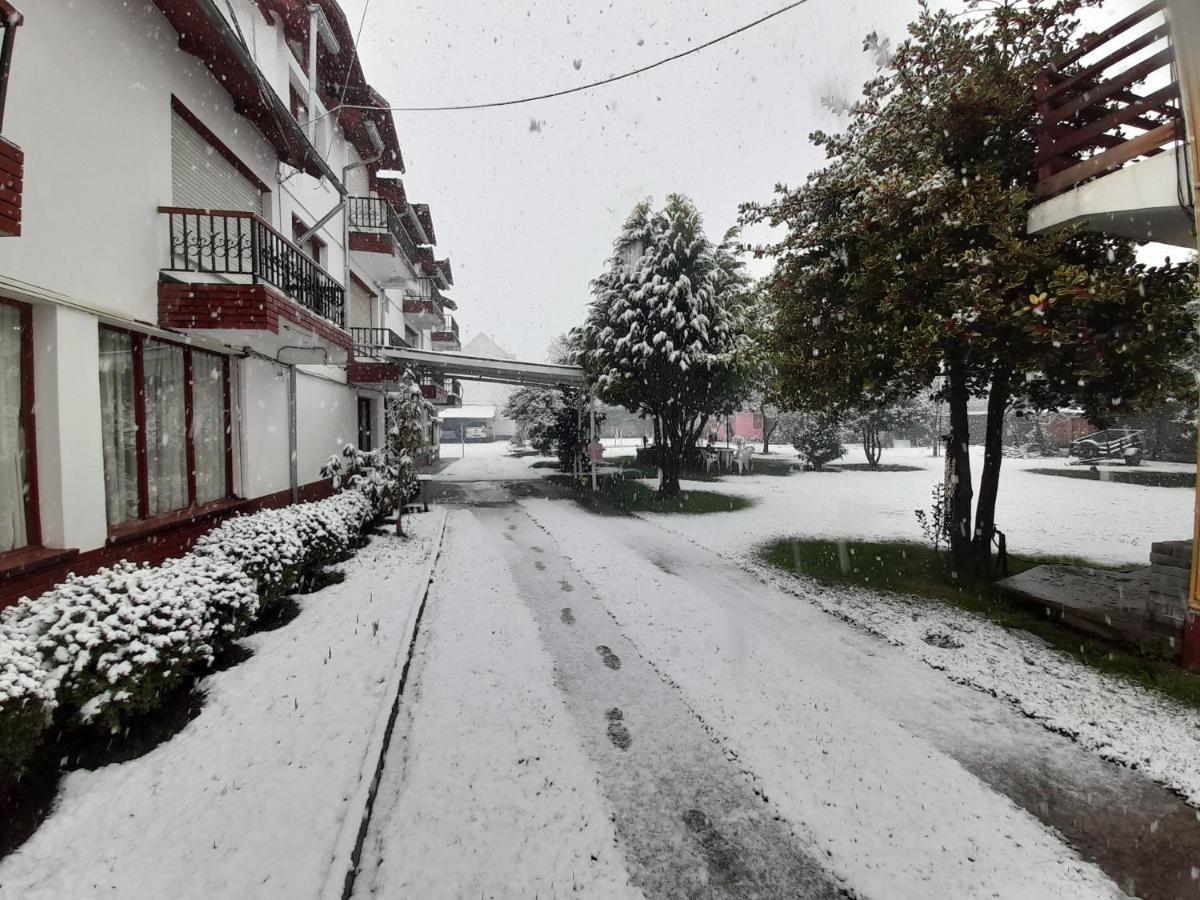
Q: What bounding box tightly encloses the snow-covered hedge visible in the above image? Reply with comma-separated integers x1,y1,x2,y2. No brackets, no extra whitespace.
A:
1,555,257,733
193,509,306,608
0,489,377,772
0,628,56,775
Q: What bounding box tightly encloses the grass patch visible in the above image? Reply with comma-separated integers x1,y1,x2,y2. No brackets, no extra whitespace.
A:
549,473,752,515
830,462,924,473
761,538,1200,711
604,455,723,482
1027,467,1195,488
529,460,561,469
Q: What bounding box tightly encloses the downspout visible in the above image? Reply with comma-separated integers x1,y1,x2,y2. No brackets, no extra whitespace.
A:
1167,0,1200,669
288,364,299,503
307,4,319,144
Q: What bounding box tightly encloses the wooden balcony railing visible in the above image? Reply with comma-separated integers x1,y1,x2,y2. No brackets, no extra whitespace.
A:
161,207,345,328
347,196,419,264
1034,0,1184,200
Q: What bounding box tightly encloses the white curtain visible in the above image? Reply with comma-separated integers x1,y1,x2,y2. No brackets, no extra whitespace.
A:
0,304,27,552
99,329,140,525
192,351,227,504
144,339,188,516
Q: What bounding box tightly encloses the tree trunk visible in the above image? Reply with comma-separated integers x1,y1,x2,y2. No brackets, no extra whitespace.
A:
971,368,1010,574
946,362,974,568
863,423,882,468
761,406,777,454
652,415,661,448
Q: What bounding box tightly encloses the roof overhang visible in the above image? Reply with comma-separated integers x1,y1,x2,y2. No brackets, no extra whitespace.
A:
374,346,585,388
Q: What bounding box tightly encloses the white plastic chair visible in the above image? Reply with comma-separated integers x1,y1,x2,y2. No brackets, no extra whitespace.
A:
702,449,720,474
733,445,754,474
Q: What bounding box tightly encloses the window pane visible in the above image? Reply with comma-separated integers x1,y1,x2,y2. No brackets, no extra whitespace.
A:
0,304,28,552
99,329,140,526
192,351,227,505
144,339,188,516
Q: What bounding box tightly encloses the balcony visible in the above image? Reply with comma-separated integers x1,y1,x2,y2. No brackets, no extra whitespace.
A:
157,208,351,358
430,315,461,352
350,326,409,359
1029,1,1192,247
347,196,419,283
402,277,450,329
0,3,24,237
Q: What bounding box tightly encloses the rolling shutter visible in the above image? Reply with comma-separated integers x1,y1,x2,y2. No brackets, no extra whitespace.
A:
348,278,374,330
171,110,264,215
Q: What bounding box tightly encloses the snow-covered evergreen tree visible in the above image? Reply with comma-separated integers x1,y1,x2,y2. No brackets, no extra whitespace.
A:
576,195,753,497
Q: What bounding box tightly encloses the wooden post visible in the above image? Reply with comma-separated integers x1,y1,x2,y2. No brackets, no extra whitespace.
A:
1167,0,1200,669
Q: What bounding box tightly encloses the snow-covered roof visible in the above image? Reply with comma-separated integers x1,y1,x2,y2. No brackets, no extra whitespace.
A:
439,405,497,420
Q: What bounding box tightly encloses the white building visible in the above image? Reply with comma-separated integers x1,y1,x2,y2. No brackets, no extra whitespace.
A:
0,0,461,604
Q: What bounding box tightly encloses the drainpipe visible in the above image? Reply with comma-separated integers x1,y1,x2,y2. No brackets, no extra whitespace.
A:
307,5,319,144
288,363,299,504
1168,0,1200,669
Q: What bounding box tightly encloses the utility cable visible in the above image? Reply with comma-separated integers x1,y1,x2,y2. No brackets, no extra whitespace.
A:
315,0,813,118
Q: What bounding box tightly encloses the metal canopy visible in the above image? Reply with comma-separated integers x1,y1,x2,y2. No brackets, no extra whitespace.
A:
372,345,586,388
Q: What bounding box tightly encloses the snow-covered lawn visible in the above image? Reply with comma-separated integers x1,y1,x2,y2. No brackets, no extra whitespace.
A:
650,444,1194,566
0,512,446,900
353,511,642,899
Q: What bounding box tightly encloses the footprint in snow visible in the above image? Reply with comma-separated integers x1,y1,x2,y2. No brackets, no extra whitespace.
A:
559,579,574,593
534,560,546,571
596,645,621,670
606,708,632,750
561,607,575,624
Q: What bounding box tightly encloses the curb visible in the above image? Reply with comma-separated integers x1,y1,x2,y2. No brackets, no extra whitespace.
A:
319,508,451,900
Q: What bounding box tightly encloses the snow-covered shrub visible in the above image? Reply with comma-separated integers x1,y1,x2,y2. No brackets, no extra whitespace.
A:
278,500,354,573
784,410,845,471
317,490,373,537
0,627,55,777
193,509,305,608
2,557,251,731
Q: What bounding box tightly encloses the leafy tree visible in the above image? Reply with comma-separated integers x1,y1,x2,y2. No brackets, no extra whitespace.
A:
743,0,1196,572
503,386,602,472
843,397,925,468
783,410,845,471
576,195,754,497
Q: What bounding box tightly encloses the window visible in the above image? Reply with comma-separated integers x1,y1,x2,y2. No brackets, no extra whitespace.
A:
357,397,373,452
0,298,36,553
289,84,308,126
292,214,326,267
99,327,232,529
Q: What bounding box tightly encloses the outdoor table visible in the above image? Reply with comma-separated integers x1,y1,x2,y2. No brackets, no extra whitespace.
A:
713,446,736,470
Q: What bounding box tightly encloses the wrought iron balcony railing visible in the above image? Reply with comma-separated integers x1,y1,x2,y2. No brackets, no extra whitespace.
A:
161,207,345,328
350,326,408,350
1034,0,1183,200
347,196,419,264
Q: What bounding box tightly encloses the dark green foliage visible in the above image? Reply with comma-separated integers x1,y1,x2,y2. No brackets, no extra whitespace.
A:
743,0,1196,571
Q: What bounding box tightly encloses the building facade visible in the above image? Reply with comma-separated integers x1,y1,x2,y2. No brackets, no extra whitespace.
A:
0,0,461,605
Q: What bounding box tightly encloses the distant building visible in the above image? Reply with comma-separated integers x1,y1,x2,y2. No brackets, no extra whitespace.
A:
459,334,519,439
439,405,498,443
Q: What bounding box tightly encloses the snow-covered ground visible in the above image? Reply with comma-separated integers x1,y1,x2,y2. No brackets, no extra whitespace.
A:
642,444,1193,567
0,512,446,900
353,511,643,899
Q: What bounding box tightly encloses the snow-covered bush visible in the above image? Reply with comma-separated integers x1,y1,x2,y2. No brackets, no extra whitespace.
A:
322,445,396,519
278,500,354,573
193,509,305,608
2,556,254,732
0,628,55,777
784,410,845,471
316,490,373,537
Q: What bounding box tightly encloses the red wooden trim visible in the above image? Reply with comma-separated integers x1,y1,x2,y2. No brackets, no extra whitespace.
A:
106,496,245,546
1039,22,1170,104
1035,120,1182,199
131,332,150,520
0,2,23,26
1,297,38,546
1050,0,1165,72
1043,46,1174,125
223,355,235,499
183,348,197,506
170,96,271,194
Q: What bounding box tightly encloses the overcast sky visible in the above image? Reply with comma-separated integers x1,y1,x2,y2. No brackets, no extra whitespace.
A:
341,0,1144,362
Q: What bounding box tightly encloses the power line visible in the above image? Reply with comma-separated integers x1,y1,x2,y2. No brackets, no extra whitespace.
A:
332,0,813,115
